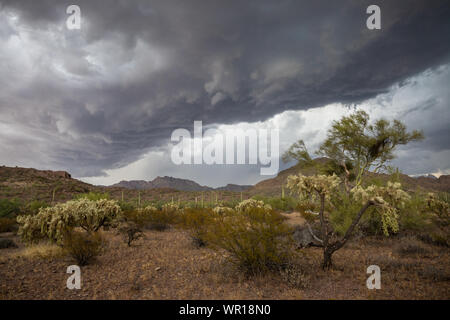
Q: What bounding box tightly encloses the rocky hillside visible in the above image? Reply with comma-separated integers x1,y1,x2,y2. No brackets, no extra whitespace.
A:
112,176,212,192
112,177,252,192
0,165,95,202
216,184,252,192
0,166,244,204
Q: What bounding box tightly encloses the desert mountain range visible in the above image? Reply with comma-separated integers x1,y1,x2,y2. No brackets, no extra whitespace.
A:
0,161,448,204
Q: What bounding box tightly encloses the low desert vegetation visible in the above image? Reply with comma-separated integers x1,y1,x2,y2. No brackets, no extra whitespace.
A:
206,207,294,275
1,111,449,299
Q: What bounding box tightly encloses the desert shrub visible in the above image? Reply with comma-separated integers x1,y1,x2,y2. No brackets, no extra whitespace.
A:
119,201,136,213
207,207,294,275
398,194,431,232
63,231,104,266
17,198,121,244
179,208,215,247
0,198,21,218
136,205,177,231
118,210,146,246
235,199,272,214
0,217,18,233
395,237,430,256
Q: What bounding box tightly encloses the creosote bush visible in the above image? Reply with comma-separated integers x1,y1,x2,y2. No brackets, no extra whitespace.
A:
207,207,294,275
63,231,104,266
179,208,215,247
136,205,179,231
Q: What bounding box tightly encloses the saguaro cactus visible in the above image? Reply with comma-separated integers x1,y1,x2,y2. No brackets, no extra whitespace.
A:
138,191,141,207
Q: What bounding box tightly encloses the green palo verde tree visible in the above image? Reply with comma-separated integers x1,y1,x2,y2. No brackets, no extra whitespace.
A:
283,110,423,269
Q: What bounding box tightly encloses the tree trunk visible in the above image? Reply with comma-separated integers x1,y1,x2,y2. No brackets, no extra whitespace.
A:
322,249,333,269
321,200,375,270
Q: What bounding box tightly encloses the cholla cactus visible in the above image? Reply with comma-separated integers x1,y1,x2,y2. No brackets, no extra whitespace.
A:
287,174,341,200
17,198,121,244
162,202,181,213
135,205,157,217
235,199,272,213
426,193,449,218
350,181,410,235
213,206,235,215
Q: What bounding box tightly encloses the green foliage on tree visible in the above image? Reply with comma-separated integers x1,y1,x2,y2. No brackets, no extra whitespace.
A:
317,110,423,189
283,110,424,191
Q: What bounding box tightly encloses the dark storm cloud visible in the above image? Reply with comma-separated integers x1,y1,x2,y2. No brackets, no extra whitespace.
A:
0,0,449,177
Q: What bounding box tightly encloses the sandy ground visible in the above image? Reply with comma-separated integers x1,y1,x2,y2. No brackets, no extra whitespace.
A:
0,226,449,300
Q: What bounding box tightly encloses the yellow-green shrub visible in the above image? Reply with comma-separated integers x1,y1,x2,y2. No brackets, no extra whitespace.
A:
179,208,215,247
138,205,178,231
207,207,294,275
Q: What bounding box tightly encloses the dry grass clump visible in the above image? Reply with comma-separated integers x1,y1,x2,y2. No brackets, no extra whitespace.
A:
395,237,430,257
418,265,450,282
14,243,65,260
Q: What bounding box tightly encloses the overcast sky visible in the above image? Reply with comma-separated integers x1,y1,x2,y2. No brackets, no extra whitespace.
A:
0,0,449,187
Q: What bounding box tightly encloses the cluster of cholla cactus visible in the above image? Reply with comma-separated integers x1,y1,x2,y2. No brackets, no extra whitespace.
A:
235,199,272,213
161,202,181,213
212,206,235,215
350,181,410,235
17,198,121,244
426,192,450,218
286,173,341,201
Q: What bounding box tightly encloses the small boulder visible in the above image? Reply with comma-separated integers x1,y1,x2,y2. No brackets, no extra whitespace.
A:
292,225,321,248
